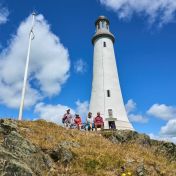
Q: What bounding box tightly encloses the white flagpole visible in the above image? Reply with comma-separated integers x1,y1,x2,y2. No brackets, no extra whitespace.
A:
18,12,36,121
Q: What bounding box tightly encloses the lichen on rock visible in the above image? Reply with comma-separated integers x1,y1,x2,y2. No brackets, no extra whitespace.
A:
0,119,56,176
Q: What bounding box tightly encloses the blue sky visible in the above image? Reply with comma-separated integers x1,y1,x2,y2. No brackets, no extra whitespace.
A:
0,0,176,142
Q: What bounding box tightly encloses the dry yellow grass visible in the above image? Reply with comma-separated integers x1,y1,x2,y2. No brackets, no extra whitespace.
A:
17,120,176,176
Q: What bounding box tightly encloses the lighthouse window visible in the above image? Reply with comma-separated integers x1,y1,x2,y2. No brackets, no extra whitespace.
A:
103,42,106,47
108,109,113,118
98,24,100,29
102,21,105,28
107,90,111,97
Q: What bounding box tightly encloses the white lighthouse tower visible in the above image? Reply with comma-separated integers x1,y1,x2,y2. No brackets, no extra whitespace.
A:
89,16,134,130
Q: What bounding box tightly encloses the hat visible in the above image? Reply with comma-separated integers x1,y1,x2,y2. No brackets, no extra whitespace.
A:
75,114,79,116
66,109,70,111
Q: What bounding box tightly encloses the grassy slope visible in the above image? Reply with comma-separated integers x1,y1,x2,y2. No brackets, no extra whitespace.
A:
17,120,176,176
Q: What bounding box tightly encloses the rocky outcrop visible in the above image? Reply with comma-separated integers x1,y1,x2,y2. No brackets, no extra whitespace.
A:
0,119,56,176
0,119,176,176
46,141,80,165
102,130,176,161
102,130,151,145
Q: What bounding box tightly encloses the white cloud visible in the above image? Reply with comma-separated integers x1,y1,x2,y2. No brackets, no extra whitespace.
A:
0,6,9,25
0,14,70,108
75,100,89,118
149,133,176,144
125,99,148,123
99,0,176,26
34,100,89,124
125,99,136,114
147,104,176,143
34,102,75,124
74,59,87,73
160,119,176,136
147,104,176,120
128,114,148,123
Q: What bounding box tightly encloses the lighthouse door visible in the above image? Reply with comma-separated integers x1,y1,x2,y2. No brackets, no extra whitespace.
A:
108,121,116,129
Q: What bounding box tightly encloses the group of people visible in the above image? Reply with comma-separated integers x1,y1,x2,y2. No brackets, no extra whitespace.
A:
62,109,104,131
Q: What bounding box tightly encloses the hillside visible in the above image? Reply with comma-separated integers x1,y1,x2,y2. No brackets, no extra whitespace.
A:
0,119,176,176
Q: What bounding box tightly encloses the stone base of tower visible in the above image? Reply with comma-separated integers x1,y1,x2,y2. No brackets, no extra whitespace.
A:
104,119,134,131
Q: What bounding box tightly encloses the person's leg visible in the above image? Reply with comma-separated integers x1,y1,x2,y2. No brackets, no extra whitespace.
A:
87,124,89,131
78,124,82,130
95,124,97,131
101,123,104,130
66,122,69,130
85,124,88,131
88,124,90,131
92,123,94,131
68,123,71,128
90,123,92,130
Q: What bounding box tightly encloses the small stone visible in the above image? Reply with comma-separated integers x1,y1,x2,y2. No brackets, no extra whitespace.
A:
136,165,146,176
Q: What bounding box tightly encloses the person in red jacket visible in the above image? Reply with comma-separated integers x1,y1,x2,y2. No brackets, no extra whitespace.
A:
94,112,104,131
74,114,82,130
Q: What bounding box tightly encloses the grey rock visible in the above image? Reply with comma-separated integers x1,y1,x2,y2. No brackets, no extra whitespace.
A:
102,130,150,145
136,165,147,176
0,119,56,176
154,141,176,161
0,158,34,176
102,130,176,161
0,119,17,135
49,141,79,165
